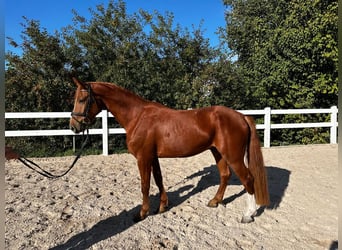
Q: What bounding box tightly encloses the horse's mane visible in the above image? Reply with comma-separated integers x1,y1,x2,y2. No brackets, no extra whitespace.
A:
90,81,149,104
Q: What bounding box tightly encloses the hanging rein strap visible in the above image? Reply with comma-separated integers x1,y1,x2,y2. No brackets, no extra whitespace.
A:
17,129,90,179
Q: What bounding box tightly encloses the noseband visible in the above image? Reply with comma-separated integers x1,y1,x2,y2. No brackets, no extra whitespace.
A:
71,83,98,126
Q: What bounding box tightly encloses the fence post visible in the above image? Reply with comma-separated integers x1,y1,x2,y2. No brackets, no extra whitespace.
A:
101,110,109,155
330,106,338,144
264,107,271,148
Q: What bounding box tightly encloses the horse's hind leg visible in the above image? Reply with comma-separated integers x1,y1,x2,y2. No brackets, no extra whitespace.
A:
152,157,168,213
229,158,254,195
208,148,231,207
230,156,258,223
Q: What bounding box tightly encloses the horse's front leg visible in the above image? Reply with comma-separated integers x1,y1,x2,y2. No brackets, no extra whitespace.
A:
152,157,168,213
134,157,152,222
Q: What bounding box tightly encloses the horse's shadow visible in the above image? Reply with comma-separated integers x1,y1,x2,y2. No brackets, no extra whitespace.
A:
50,165,290,250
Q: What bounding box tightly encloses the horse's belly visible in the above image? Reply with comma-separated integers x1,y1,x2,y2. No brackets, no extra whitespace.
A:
156,131,212,158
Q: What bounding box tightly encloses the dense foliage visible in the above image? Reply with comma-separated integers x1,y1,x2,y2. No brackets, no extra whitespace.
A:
221,0,338,145
223,0,337,109
5,0,338,156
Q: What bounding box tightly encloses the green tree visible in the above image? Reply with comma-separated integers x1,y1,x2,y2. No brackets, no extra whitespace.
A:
6,18,73,112
222,0,338,109
5,18,75,156
222,0,337,145
63,0,222,109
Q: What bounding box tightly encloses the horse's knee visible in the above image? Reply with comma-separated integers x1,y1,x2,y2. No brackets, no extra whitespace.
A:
220,170,231,181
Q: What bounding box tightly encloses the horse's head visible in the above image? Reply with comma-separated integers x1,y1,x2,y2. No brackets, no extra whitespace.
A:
70,77,101,133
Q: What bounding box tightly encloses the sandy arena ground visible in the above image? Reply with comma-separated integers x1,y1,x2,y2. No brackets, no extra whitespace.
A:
5,144,338,249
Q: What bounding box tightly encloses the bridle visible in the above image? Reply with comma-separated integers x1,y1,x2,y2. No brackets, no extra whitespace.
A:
71,83,99,126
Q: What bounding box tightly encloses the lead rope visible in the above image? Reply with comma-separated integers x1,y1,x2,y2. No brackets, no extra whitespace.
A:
17,129,90,179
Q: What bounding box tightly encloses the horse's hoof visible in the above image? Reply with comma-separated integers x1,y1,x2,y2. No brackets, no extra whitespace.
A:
241,216,254,223
133,213,147,223
207,199,219,208
155,205,169,214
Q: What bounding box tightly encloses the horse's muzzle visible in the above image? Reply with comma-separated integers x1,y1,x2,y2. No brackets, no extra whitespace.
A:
70,124,83,134
70,119,87,134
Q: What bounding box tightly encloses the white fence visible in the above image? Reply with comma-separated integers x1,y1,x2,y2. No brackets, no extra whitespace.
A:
5,106,338,155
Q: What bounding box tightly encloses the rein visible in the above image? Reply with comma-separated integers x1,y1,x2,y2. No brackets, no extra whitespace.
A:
17,129,90,179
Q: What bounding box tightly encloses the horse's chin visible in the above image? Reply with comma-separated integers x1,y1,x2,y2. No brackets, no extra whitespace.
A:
70,124,86,134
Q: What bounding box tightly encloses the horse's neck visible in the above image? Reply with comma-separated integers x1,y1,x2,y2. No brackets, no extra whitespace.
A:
92,82,147,129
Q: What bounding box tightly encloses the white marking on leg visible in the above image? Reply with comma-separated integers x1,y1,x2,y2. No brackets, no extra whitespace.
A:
241,149,258,223
244,192,257,217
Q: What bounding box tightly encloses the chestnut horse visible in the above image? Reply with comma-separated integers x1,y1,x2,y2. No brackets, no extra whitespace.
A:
70,77,269,223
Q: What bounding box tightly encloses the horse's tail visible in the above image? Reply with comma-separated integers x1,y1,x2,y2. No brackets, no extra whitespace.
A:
244,116,270,206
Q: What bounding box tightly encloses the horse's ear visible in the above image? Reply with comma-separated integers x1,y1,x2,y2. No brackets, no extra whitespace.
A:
72,76,86,89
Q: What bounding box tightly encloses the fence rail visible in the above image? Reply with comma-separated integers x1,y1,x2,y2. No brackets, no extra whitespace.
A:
5,106,338,155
